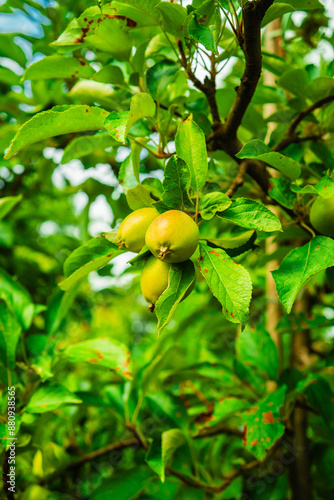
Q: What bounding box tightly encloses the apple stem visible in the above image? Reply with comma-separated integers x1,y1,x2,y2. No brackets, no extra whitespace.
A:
158,246,171,260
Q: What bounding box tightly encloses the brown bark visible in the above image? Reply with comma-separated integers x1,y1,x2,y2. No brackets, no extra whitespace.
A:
288,293,314,500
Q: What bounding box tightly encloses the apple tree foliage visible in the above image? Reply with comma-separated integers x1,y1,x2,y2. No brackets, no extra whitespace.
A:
0,0,334,499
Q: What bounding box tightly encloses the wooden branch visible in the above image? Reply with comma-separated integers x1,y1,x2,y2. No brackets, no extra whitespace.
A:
288,293,314,500
166,467,211,490
273,95,334,151
194,423,243,439
177,40,220,124
206,0,274,194
215,0,275,145
225,160,248,197
273,133,324,152
126,423,149,450
68,438,139,469
167,459,259,493
40,437,139,485
287,94,334,137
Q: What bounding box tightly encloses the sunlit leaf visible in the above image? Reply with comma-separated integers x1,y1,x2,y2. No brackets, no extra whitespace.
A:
5,105,109,159
198,242,252,324
272,236,334,313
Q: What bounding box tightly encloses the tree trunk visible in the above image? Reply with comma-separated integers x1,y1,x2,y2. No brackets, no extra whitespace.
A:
288,293,314,500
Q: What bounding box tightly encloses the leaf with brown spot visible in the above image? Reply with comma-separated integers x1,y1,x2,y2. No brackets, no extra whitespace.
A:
26,385,82,414
192,397,248,436
64,338,132,380
241,386,286,460
199,242,252,324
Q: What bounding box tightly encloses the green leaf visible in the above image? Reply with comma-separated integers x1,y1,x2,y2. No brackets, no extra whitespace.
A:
306,77,334,102
297,375,334,425
0,268,34,330
203,230,257,257
220,477,243,500
272,236,334,313
199,192,231,220
203,230,255,250
91,466,154,500
53,12,134,60
0,67,20,85
68,80,115,105
262,0,323,27
242,386,286,460
26,385,82,413
183,0,220,53
0,194,22,220
236,325,279,381
119,143,142,192
114,0,161,14
198,242,252,324
45,286,79,335
86,18,133,60
104,93,156,143
146,392,189,432
193,397,248,435
175,114,208,193
22,55,94,81
161,429,185,480
155,260,196,335
0,33,26,66
252,85,285,105
127,245,151,267
269,177,297,209
62,132,119,163
146,59,179,101
4,105,109,159
218,198,282,232
59,236,124,291
289,0,323,9
147,429,185,482
146,438,164,480
0,222,13,248
0,300,22,370
277,311,334,333
235,359,265,395
277,68,309,98
64,338,132,380
236,140,301,180
126,184,157,210
291,173,334,199
262,50,286,76
262,3,296,27
162,155,192,210
155,2,187,39
93,65,124,84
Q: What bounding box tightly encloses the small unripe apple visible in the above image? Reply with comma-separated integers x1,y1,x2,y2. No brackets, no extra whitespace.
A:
145,210,199,263
140,256,170,312
310,195,334,237
140,256,196,312
117,207,159,253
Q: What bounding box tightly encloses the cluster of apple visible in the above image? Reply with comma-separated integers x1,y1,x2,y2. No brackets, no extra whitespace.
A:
116,208,199,311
